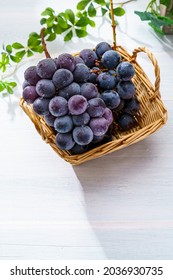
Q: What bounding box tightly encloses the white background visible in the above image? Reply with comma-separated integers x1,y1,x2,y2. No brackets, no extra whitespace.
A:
0,0,173,260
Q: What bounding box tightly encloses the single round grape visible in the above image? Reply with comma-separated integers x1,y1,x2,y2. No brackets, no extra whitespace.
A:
114,99,125,112
49,96,68,117
95,42,112,58
24,66,40,85
22,80,30,89
124,97,140,115
88,67,100,84
101,50,121,69
22,86,39,104
97,72,116,90
58,82,80,100
102,108,113,126
68,95,88,115
74,56,85,65
36,58,57,79
56,53,76,72
73,63,90,83
87,97,106,118
36,79,56,98
81,82,99,100
117,81,136,99
52,69,73,90
116,61,135,81
89,117,108,136
73,126,93,145
44,113,56,127
55,132,75,150
54,115,73,133
70,144,88,155
72,112,90,126
33,98,50,116
79,49,98,67
117,113,135,131
102,90,121,109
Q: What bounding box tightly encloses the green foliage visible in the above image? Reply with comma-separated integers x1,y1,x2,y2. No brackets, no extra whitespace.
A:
0,80,17,94
135,0,173,35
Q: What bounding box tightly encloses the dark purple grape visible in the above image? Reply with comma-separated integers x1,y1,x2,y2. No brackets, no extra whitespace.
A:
79,49,98,67
95,42,112,58
36,79,56,98
109,69,116,76
52,69,73,90
72,112,90,126
117,113,136,131
101,50,121,69
36,58,57,79
74,56,85,65
116,61,135,81
68,95,88,115
102,90,121,109
117,81,135,99
22,86,39,104
124,97,140,115
70,144,88,155
54,115,73,133
114,99,125,112
92,135,105,143
58,82,80,100
73,126,93,145
55,132,75,150
73,63,90,83
102,108,113,126
24,66,41,85
87,97,106,117
88,67,100,84
97,72,116,90
81,83,99,100
49,96,68,117
22,80,30,89
55,53,76,72
44,113,56,127
89,117,108,136
33,98,50,116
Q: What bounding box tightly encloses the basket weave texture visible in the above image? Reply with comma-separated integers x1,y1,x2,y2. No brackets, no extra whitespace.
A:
20,46,168,165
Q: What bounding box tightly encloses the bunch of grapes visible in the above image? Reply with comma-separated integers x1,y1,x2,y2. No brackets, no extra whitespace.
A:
22,41,140,154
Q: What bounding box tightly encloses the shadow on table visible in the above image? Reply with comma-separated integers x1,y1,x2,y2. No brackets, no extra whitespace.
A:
73,139,156,259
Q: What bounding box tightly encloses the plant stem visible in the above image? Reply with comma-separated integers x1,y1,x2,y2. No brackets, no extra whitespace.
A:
110,0,117,49
40,28,51,58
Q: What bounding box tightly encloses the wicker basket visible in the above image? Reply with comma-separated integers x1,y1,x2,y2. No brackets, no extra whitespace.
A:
20,46,168,165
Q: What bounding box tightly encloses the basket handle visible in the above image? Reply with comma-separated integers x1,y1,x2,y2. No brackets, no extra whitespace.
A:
131,47,160,99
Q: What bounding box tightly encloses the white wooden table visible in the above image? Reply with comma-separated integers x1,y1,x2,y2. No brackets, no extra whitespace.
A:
0,0,173,260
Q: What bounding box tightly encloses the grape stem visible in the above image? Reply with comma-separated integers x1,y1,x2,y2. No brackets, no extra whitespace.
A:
40,28,51,58
110,0,117,49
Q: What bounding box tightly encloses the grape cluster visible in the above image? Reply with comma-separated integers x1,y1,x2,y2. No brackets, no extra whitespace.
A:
22,42,140,155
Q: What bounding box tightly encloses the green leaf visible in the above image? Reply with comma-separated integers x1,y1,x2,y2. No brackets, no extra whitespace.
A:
30,46,43,53
15,50,26,59
88,3,96,17
148,22,165,34
114,7,125,17
157,15,173,25
6,45,12,54
76,28,88,37
27,50,34,57
65,9,75,24
8,82,17,87
46,16,55,27
160,0,171,7
27,36,41,47
64,30,73,41
57,15,68,29
75,16,89,26
0,65,6,72
77,0,90,11
88,19,96,27
53,24,63,34
0,83,5,91
10,55,21,63
94,0,105,5
40,18,47,25
46,33,56,41
1,53,9,64
12,42,24,49
6,85,13,94
29,32,40,39
101,7,108,16
41,7,54,17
